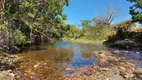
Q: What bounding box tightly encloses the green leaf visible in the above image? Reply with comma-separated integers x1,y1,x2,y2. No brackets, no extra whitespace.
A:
0,24,7,30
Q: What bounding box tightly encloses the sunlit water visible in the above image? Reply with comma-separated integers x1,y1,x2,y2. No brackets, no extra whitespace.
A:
20,41,142,68
112,49,142,68
19,41,142,79
53,41,109,68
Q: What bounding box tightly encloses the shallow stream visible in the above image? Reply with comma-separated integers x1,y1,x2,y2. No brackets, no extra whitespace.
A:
18,41,142,79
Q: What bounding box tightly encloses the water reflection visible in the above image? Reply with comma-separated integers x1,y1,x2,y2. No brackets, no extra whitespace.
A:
53,41,101,67
19,41,108,79
18,41,142,79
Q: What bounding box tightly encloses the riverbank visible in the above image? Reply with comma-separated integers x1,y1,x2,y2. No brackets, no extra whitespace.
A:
63,38,104,45
104,39,142,50
0,41,142,80
63,50,142,80
0,53,21,80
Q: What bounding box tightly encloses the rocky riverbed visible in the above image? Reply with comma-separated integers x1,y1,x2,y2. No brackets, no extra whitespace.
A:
0,49,142,80
62,50,142,80
0,53,20,80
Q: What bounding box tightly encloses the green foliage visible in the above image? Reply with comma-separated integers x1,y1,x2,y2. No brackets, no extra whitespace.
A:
0,24,7,30
80,27,112,40
127,0,142,23
64,25,81,39
79,19,113,40
81,20,92,28
65,19,113,40
0,0,70,47
106,20,136,43
13,31,27,45
113,20,135,31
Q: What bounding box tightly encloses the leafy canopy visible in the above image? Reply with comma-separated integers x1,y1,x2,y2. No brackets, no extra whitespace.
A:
127,0,142,23
0,0,69,46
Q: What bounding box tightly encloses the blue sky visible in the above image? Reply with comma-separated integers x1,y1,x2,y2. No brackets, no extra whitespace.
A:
63,0,133,25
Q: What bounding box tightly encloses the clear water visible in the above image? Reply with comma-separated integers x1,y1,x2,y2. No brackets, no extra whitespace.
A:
20,41,142,68
112,49,142,68
18,41,142,79
53,41,109,68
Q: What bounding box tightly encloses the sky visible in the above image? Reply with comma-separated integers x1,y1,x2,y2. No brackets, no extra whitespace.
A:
63,0,133,26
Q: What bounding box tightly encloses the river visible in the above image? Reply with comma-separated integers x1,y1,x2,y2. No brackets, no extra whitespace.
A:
18,41,142,79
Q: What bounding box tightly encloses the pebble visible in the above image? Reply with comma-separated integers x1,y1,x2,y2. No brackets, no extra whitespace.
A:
65,68,73,71
134,68,142,74
125,62,136,67
136,52,140,54
0,71,14,80
119,66,126,71
139,75,142,78
124,73,135,78
33,63,40,68
100,68,111,71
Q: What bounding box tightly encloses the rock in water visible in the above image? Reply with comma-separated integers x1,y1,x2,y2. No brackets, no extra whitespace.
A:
134,68,142,79
0,71,14,80
134,68,142,74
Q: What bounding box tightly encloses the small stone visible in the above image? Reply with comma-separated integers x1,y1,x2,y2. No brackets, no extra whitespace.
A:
7,70,12,72
134,68,142,74
100,68,110,71
93,70,95,72
100,54,108,60
43,63,47,65
9,73,15,77
124,73,134,78
33,63,40,68
139,75,142,78
0,59,7,64
135,52,140,54
106,78,109,80
119,66,126,71
114,59,119,62
125,51,129,53
125,62,136,67
113,50,119,53
65,68,73,71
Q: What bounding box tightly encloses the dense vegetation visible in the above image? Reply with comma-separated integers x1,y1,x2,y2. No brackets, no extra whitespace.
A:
0,0,141,53
0,0,142,80
0,0,70,53
102,0,142,49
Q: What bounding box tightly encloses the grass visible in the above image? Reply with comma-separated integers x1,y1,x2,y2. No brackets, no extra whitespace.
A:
63,38,105,45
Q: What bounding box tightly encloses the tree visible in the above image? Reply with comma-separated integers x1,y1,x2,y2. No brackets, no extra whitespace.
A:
127,0,142,23
0,0,69,53
81,20,92,28
105,5,117,25
66,24,81,39
113,20,136,32
92,6,117,28
112,20,136,39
